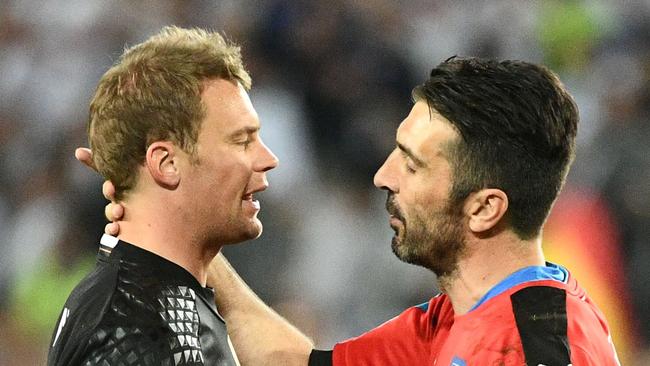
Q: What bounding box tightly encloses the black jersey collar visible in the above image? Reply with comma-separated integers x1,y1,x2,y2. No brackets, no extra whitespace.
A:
97,234,214,302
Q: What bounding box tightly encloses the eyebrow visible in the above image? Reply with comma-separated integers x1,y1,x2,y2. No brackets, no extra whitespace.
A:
397,142,427,167
228,126,260,139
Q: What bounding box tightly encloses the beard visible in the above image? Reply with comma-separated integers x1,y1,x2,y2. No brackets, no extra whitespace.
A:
386,193,466,279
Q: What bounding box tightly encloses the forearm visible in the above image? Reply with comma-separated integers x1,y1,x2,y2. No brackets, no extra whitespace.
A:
209,253,313,366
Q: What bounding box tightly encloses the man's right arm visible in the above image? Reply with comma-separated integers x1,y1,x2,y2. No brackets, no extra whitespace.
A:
208,253,317,366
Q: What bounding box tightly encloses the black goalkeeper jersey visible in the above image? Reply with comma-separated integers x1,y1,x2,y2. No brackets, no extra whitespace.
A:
47,235,239,366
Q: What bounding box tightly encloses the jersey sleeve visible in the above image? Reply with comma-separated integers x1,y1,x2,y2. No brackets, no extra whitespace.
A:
332,304,435,366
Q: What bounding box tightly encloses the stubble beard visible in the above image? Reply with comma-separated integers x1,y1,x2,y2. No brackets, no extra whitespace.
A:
391,200,466,281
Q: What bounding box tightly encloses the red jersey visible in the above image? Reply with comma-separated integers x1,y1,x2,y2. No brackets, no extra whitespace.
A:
331,263,620,365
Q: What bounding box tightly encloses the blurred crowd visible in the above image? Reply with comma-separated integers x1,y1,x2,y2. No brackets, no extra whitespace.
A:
0,0,649,364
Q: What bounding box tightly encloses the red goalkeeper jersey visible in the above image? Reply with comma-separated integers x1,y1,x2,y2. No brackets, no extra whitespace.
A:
330,263,620,366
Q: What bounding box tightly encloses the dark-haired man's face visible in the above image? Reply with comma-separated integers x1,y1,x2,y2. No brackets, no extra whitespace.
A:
374,101,466,278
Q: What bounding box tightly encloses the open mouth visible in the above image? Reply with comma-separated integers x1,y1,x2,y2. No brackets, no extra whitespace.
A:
243,184,267,211
242,193,260,210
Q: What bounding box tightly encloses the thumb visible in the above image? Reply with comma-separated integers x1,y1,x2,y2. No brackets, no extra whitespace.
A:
75,147,97,172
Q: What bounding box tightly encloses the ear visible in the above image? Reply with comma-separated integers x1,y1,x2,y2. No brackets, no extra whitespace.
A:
464,188,508,233
145,141,181,190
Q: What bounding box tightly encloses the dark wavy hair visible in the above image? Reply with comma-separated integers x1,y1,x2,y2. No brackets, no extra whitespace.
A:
413,57,579,239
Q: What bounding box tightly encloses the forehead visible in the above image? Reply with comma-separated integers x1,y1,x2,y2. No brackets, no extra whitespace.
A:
200,78,259,133
396,100,459,160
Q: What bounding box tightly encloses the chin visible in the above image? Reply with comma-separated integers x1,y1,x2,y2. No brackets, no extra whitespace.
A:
248,228,263,240
244,219,263,240
391,236,425,267
218,221,263,245
391,236,409,261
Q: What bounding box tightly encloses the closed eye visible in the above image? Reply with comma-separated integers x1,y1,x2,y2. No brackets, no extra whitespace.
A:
229,126,260,150
405,163,416,174
238,138,253,150
397,142,426,168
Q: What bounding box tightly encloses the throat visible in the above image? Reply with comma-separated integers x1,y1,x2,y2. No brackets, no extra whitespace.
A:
437,270,483,315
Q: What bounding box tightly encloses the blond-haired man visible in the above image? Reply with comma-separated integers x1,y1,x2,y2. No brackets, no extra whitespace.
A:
48,26,282,365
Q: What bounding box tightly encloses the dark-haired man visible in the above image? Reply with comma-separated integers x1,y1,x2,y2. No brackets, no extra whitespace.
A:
94,58,621,365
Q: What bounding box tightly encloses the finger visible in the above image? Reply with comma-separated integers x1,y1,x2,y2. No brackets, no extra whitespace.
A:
105,222,120,236
112,203,124,221
103,202,124,222
102,181,116,201
104,203,115,221
75,147,97,172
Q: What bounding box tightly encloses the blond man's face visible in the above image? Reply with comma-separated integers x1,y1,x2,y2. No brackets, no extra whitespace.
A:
181,79,278,245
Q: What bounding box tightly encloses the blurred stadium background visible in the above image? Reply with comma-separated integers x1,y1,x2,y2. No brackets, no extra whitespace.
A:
1,0,649,364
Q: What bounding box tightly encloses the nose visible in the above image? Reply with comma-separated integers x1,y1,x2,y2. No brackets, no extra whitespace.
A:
374,150,398,193
254,138,279,172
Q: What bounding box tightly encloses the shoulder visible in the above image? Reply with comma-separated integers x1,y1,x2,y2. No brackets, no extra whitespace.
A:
358,293,451,340
508,283,571,341
331,295,450,366
562,279,621,364
398,293,453,332
508,280,618,365
48,260,119,365
49,263,205,365
94,273,206,364
509,278,612,338
444,282,571,366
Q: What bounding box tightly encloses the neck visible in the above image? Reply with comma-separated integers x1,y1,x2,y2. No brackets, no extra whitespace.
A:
116,193,221,287
441,232,545,315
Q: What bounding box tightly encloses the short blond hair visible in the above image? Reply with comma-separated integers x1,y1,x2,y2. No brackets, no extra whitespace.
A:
89,26,251,200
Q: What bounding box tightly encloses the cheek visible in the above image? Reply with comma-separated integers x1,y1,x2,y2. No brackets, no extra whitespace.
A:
401,186,448,222
210,160,252,194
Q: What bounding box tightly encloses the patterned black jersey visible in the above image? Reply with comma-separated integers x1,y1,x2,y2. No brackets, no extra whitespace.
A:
47,235,239,366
